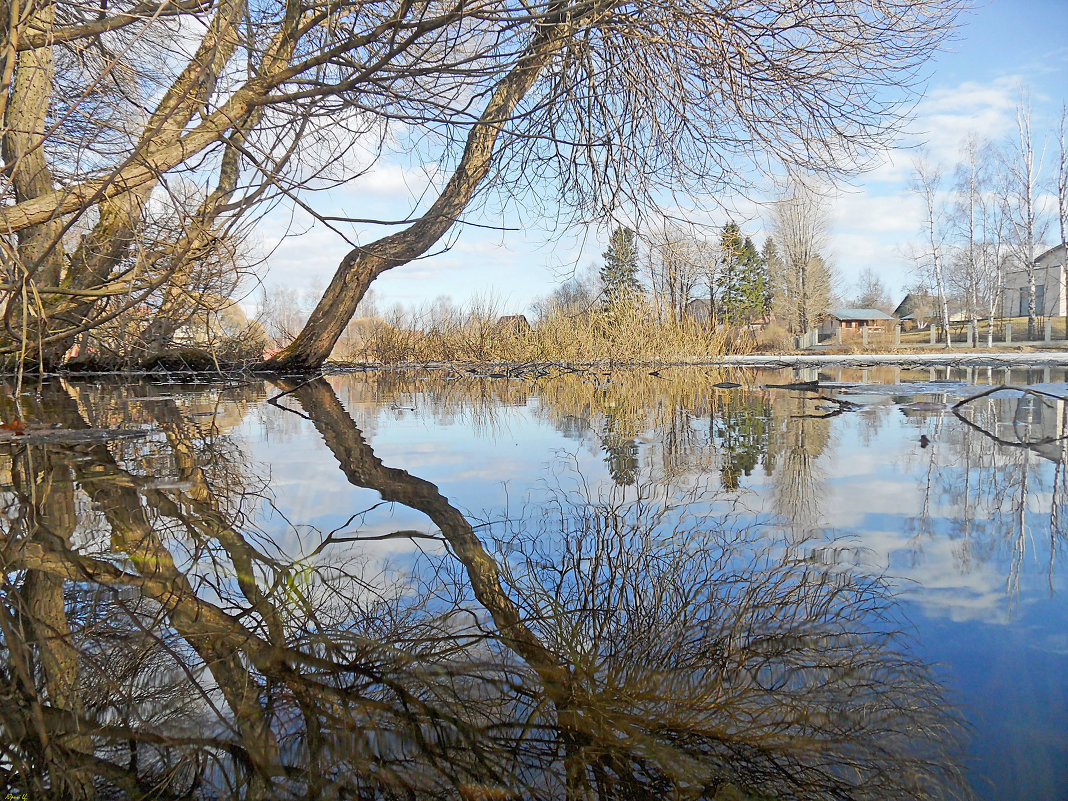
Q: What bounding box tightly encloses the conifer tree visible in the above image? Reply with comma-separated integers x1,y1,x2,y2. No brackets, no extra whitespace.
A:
719,225,771,323
600,227,642,309
717,223,745,323
737,236,771,323
760,239,780,320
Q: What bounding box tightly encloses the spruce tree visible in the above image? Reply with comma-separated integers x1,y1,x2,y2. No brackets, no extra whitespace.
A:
737,236,770,323
600,227,641,309
717,223,745,323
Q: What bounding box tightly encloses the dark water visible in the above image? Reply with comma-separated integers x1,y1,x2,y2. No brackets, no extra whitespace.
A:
1,365,1066,800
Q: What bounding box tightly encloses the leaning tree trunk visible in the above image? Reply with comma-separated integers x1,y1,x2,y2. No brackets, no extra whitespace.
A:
263,12,574,371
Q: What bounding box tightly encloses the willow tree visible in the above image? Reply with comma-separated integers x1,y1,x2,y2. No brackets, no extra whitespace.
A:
0,0,966,370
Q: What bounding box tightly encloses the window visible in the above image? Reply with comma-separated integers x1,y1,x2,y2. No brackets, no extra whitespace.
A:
1018,285,1047,316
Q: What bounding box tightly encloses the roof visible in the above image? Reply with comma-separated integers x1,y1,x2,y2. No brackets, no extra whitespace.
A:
827,308,895,321
1004,243,1067,272
1036,243,1067,263
893,292,936,317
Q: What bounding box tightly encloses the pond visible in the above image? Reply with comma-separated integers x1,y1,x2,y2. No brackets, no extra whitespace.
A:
1,365,1065,800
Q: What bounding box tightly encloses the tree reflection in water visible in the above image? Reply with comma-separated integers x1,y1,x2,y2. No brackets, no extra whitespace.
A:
911,387,1068,595
0,379,969,800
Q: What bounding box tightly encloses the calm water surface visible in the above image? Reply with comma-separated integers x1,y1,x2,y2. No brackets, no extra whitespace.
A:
1,365,1066,800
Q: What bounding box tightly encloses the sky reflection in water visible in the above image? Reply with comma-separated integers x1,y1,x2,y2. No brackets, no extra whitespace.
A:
0,365,1065,800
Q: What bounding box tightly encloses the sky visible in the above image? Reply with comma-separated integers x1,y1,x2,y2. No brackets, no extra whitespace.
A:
255,0,1068,316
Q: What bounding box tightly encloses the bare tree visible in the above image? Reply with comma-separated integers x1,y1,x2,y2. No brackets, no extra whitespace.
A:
971,140,1010,347
0,0,967,370
768,176,835,332
913,155,954,347
951,135,993,347
1001,94,1048,339
853,266,891,311
255,284,307,347
1058,105,1068,336
646,224,707,324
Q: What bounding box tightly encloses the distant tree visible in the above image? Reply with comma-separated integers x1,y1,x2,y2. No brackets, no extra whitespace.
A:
950,135,1009,347
737,236,772,322
760,239,780,318
600,227,642,310
912,155,954,347
533,267,599,320
853,267,891,311
1058,105,1068,336
770,179,835,332
256,285,308,346
719,226,770,324
647,225,705,324
1000,94,1048,339
716,223,745,323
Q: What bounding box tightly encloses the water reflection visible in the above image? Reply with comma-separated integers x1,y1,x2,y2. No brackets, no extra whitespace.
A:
0,376,972,800
909,387,1068,598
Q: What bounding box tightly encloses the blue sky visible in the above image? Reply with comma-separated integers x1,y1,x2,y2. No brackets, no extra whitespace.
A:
257,0,1068,315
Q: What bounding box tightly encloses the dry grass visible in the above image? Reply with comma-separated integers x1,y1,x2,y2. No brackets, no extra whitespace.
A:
331,304,1068,366
334,297,747,365
897,315,1068,347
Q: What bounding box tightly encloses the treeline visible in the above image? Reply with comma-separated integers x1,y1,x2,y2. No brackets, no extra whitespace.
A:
538,202,837,336
911,96,1068,345
254,196,846,365
260,221,811,365
565,222,775,327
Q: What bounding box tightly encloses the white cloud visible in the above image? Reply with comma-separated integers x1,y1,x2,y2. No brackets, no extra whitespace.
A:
341,162,443,200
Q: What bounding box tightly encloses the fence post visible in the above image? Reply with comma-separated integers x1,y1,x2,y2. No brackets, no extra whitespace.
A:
836,327,842,345
894,325,901,346
929,326,936,345
1005,321,1012,344
862,327,868,347
965,323,973,346
1045,319,1052,343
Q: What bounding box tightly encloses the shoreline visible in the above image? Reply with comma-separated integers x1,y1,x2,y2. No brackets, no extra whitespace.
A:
6,349,1068,379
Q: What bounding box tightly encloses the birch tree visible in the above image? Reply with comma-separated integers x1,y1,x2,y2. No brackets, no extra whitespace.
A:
1001,95,1047,339
1058,105,1067,335
913,155,953,347
948,135,1010,346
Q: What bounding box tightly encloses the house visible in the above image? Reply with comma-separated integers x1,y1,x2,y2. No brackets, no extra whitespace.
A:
1002,244,1068,318
819,308,896,337
684,298,712,326
496,314,532,335
893,293,938,329
892,292,970,329
894,292,977,330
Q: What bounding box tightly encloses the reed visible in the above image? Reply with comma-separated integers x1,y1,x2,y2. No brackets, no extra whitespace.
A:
335,296,763,365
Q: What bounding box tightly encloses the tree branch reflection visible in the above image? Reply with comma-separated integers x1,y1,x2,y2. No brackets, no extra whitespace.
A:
0,378,970,800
